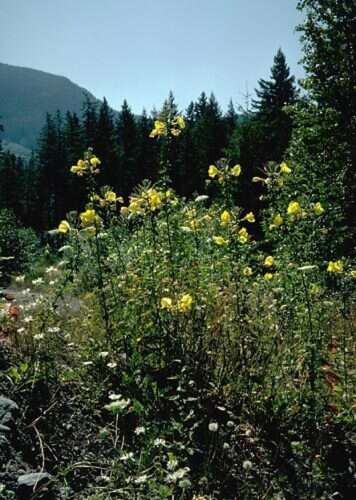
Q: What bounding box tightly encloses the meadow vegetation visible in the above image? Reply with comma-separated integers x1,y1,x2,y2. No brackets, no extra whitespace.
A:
0,127,355,498
1,1,355,498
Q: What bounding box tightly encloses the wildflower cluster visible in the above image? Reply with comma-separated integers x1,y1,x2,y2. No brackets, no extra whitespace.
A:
70,149,101,176
160,293,193,313
208,161,241,184
90,190,124,208
122,187,177,217
149,115,186,138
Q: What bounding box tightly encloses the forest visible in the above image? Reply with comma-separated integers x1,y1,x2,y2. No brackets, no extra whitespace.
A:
0,1,355,499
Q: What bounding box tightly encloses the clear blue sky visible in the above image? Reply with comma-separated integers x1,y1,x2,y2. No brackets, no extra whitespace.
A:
0,0,304,113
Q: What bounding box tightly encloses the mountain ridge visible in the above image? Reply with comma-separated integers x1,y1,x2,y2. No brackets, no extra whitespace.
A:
0,62,115,152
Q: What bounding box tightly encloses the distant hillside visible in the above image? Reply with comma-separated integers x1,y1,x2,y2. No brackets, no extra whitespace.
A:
1,140,32,160
0,62,106,150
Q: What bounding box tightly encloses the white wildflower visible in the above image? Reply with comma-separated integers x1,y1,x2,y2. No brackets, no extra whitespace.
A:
208,422,219,432
242,460,253,471
153,438,167,447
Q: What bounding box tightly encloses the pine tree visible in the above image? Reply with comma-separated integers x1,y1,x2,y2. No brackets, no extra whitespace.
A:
225,99,238,136
0,116,3,151
116,100,139,195
0,151,24,220
253,48,297,163
22,152,40,228
64,111,85,212
296,0,356,253
82,94,98,149
191,93,227,192
137,109,157,183
156,92,182,186
37,112,67,228
95,98,118,188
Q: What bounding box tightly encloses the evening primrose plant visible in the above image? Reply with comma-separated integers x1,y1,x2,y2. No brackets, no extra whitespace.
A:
4,141,355,498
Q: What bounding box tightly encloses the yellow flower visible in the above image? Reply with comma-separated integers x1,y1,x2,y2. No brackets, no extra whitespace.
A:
280,162,291,174
277,178,284,188
128,199,142,214
208,165,219,178
213,235,228,246
243,212,255,223
58,220,70,233
264,272,273,281
120,206,129,216
287,201,302,216
313,202,325,215
350,270,356,278
90,156,101,167
148,189,162,210
160,297,173,310
243,266,253,277
327,260,343,273
77,159,86,168
264,255,274,268
80,209,100,227
165,190,173,199
220,210,231,225
273,214,284,226
231,164,242,177
178,293,193,313
105,191,117,203
149,120,167,138
238,227,249,244
70,165,81,174
175,116,186,129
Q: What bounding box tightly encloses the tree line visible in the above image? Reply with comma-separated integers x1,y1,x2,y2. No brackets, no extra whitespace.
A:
0,49,296,231
1,0,355,256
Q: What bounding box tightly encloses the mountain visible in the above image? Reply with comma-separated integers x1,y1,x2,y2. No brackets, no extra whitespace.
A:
0,62,107,151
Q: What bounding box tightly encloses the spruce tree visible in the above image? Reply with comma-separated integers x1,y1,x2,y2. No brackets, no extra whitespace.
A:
296,0,356,253
82,94,98,149
95,98,118,188
116,100,139,195
137,109,157,183
0,151,24,220
37,112,67,228
253,48,297,163
64,111,85,211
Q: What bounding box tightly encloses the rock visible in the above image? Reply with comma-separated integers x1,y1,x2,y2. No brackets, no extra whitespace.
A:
0,396,19,428
17,473,52,496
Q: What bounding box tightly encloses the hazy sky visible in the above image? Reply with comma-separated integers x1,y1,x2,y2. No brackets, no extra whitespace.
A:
0,0,304,113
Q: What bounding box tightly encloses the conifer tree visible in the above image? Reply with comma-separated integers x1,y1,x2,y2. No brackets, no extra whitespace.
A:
116,100,139,195
95,98,118,188
64,111,85,211
192,93,227,192
37,112,67,228
137,109,157,183
296,0,356,253
0,151,24,220
253,48,297,163
82,94,98,149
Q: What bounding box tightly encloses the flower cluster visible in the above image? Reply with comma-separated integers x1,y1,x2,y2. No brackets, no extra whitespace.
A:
70,150,101,176
80,208,101,228
90,190,124,208
327,260,343,273
160,293,193,313
149,115,186,138
121,188,177,217
208,162,241,184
